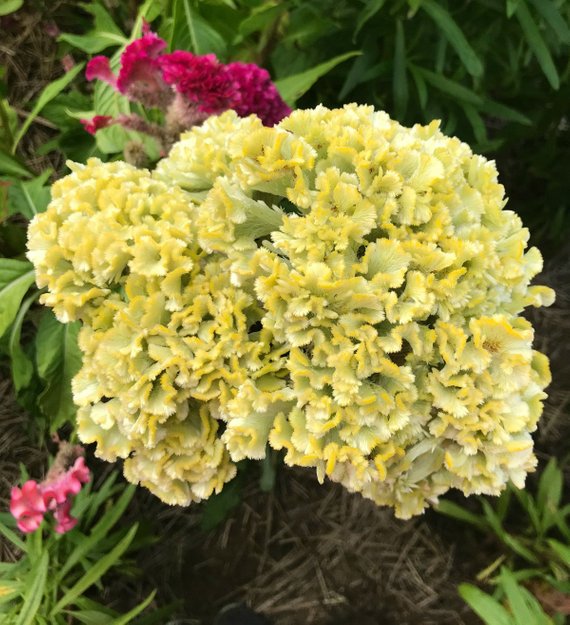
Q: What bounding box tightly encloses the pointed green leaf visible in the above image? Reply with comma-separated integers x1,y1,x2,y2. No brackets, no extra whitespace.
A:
548,539,570,567
413,65,483,105
507,0,521,18
459,583,512,625
275,51,361,106
171,0,226,57
528,0,570,45
499,567,536,625
61,610,119,625
51,524,138,615
0,518,27,553
515,0,560,89
12,63,85,152
435,499,488,530
109,590,156,625
421,0,483,77
15,551,48,625
59,3,127,53
9,291,37,392
354,0,386,40
36,311,82,431
0,259,35,339
8,170,52,218
0,0,23,16
0,150,31,177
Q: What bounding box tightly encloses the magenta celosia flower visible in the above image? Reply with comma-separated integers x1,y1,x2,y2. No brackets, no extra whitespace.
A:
10,481,47,533
159,51,237,114
80,115,114,135
86,56,117,88
116,32,172,108
225,62,291,126
9,448,91,534
53,500,78,534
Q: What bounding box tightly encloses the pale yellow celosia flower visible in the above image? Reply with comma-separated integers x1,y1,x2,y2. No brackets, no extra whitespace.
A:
28,105,554,518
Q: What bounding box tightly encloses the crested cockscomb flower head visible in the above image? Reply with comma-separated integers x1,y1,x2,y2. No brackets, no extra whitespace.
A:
225,62,291,126
159,51,237,114
116,32,173,109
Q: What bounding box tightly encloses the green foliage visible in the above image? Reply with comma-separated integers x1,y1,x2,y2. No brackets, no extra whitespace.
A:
437,458,570,610
0,473,165,624
459,567,560,625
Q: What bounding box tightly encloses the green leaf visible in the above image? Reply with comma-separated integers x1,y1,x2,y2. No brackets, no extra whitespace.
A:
499,567,536,625
57,485,136,581
528,0,570,45
12,63,85,152
537,458,562,520
459,583,512,625
58,3,127,53
9,291,36,392
548,539,570,567
0,518,27,553
0,0,23,16
36,311,82,431
354,0,386,40
463,104,488,145
393,20,409,119
479,99,532,125
275,51,361,106
51,524,138,616
238,4,285,38
61,610,119,625
515,0,559,89
411,65,483,105
507,0,521,18
8,170,52,218
0,150,31,177
108,590,156,625
435,500,488,530
0,259,35,339
171,0,226,57
421,0,484,77
410,65,428,110
15,551,48,625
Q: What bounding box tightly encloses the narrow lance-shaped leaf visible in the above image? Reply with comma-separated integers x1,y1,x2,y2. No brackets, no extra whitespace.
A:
0,258,36,339
421,0,484,77
50,524,139,616
458,583,512,625
515,0,560,89
528,0,570,45
9,291,37,392
275,51,361,107
15,551,48,625
12,63,85,152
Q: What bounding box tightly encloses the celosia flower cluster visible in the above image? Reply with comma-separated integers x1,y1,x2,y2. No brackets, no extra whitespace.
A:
10,448,90,533
28,105,554,518
82,30,290,146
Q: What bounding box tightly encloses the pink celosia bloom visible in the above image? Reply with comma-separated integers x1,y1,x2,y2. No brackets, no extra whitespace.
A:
226,62,291,126
80,115,114,135
86,56,117,88
160,51,237,114
53,500,78,534
116,32,172,108
10,481,47,533
10,451,91,534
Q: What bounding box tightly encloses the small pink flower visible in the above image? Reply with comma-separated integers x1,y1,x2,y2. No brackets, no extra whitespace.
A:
225,62,291,126
62,54,75,72
10,481,47,533
160,51,237,114
9,446,91,535
86,56,117,88
53,500,78,534
80,115,114,135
